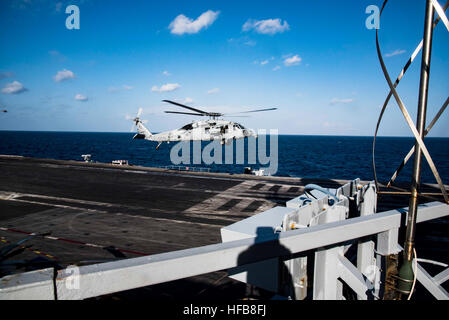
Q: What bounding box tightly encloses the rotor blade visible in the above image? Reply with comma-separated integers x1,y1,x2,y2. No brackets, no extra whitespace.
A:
222,115,251,118
128,114,136,132
164,111,206,116
223,108,277,115
137,107,143,118
162,100,209,115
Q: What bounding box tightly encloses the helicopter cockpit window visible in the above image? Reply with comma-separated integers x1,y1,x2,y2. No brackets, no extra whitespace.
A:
180,123,193,130
235,124,246,129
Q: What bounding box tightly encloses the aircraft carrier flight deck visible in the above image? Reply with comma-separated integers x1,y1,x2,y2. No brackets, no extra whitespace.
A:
0,155,447,300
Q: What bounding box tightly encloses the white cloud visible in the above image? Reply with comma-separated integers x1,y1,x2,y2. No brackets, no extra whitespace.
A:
74,94,88,101
48,50,59,56
272,66,281,71
207,88,220,94
55,2,62,13
108,85,133,93
254,59,271,66
242,18,290,35
184,97,194,104
151,83,181,92
385,49,406,57
162,71,171,76
169,10,219,35
330,98,354,105
0,71,14,79
284,55,302,66
1,81,27,94
53,69,75,82
10,0,33,10
49,50,67,62
228,36,256,47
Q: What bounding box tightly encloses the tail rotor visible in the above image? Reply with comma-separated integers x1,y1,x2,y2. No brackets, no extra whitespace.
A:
127,108,144,132
127,108,152,139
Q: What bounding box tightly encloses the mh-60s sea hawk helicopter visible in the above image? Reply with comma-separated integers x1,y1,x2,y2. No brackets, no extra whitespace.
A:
131,100,277,150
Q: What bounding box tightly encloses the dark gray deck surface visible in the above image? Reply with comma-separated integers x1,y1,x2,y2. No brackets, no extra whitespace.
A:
0,155,447,300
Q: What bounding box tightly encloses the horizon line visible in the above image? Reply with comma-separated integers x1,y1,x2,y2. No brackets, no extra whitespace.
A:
0,129,448,139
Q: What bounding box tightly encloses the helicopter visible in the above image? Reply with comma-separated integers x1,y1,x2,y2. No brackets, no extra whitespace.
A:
131,100,277,150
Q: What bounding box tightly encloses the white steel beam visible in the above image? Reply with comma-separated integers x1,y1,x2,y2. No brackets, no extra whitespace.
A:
312,204,347,300
434,268,449,285
414,202,449,223
0,268,54,300
377,228,401,255
338,255,373,300
1,202,446,300
313,246,342,300
416,263,449,300
357,184,377,281
55,209,401,300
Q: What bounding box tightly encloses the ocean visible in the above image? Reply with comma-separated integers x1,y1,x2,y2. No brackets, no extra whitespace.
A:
1,131,448,184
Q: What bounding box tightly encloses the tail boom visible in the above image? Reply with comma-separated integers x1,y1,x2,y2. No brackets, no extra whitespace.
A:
133,118,152,140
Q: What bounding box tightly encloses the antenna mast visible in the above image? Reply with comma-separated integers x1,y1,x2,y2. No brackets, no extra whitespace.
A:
398,0,435,295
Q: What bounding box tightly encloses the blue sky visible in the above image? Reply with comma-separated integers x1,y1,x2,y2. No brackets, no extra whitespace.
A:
0,0,448,136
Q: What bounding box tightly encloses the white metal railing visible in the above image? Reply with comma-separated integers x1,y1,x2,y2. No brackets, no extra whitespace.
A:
0,181,448,300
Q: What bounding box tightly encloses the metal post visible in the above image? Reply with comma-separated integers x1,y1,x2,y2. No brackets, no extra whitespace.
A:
313,203,347,300
398,0,435,295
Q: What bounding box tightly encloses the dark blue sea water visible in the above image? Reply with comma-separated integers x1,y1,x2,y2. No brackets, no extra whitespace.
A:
0,131,448,184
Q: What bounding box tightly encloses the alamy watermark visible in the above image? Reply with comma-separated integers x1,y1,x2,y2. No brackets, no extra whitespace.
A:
169,129,279,175
65,5,80,30
365,5,380,30
64,4,381,31
64,265,80,290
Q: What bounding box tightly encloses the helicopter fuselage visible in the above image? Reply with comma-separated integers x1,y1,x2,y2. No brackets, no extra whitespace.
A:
131,99,276,149
134,119,256,146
